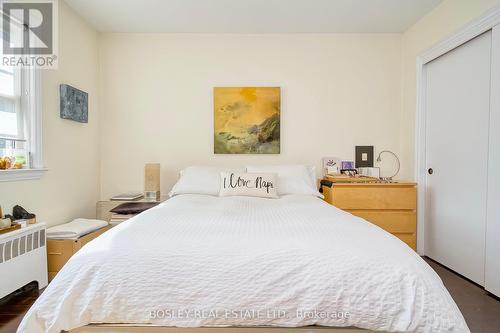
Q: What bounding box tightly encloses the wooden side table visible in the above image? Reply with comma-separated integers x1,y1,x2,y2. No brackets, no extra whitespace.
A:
47,225,111,281
96,196,168,222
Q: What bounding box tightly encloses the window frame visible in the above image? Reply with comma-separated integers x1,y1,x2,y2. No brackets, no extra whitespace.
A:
0,68,45,182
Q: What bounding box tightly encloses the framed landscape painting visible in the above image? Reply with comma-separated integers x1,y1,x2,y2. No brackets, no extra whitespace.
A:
214,87,280,154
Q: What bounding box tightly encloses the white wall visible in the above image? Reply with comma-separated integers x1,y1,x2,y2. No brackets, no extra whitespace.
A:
0,1,100,227
99,33,402,198
3,0,499,225
399,0,500,179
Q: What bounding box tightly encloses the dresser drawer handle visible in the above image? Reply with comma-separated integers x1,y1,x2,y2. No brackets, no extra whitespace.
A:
48,252,62,255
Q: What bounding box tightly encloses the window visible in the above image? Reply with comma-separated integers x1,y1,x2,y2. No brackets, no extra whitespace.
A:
0,66,44,181
0,66,26,167
0,66,21,138
0,1,45,181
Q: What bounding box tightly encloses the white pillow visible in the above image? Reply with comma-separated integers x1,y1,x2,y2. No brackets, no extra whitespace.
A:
306,165,318,188
245,165,321,197
219,172,278,198
169,166,245,197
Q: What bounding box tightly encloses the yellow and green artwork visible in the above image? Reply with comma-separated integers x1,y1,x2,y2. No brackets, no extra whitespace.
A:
214,87,280,154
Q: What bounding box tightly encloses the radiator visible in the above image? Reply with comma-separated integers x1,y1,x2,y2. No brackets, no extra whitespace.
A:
0,223,48,299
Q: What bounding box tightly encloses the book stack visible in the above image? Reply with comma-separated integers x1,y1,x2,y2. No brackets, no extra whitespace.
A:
110,192,144,201
109,213,136,226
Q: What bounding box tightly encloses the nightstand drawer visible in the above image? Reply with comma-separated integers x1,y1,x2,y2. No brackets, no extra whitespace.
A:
327,186,416,210
348,210,416,233
48,271,58,281
46,225,111,281
47,241,74,272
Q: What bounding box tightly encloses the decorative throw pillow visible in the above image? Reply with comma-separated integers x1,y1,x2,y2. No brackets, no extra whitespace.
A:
245,165,322,197
219,172,279,198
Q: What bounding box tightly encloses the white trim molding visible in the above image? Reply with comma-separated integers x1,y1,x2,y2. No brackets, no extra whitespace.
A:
419,5,500,64
0,168,47,182
415,4,500,255
33,69,43,169
24,68,44,169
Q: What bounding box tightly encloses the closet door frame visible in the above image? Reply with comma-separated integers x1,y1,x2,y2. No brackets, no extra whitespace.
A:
416,5,500,255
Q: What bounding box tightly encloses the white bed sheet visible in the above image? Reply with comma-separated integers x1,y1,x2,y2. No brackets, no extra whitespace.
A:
18,195,469,333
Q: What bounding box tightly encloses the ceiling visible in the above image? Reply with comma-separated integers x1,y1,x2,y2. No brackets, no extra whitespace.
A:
64,0,442,33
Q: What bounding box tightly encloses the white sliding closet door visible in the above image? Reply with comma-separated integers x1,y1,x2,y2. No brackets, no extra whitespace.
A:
425,31,492,285
485,25,500,296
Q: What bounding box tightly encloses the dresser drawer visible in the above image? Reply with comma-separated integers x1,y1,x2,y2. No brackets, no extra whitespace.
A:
328,185,416,210
322,181,417,251
393,233,417,250
348,210,416,233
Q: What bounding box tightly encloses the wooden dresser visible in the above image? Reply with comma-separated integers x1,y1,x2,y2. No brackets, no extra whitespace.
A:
321,181,417,250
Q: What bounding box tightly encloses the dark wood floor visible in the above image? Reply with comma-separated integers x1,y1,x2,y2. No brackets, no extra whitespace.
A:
0,282,40,333
1,257,499,333
423,257,500,333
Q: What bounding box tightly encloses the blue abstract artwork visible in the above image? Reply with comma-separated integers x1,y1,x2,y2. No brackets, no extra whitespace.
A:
60,84,88,123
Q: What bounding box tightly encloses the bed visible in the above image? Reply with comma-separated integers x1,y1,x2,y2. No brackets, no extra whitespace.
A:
17,192,469,333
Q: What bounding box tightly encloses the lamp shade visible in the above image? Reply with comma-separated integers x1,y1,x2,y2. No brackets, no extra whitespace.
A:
144,163,160,192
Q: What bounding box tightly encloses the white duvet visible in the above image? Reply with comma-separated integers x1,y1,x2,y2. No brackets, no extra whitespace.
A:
18,195,469,333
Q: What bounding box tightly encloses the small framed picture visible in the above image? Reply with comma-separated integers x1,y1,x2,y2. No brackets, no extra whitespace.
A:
341,160,355,170
322,157,341,175
355,146,374,168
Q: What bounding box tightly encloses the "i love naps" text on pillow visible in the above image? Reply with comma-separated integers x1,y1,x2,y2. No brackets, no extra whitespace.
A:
219,172,278,198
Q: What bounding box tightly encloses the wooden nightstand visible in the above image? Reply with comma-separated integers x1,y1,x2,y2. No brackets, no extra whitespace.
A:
321,180,417,250
96,196,168,222
47,225,111,281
